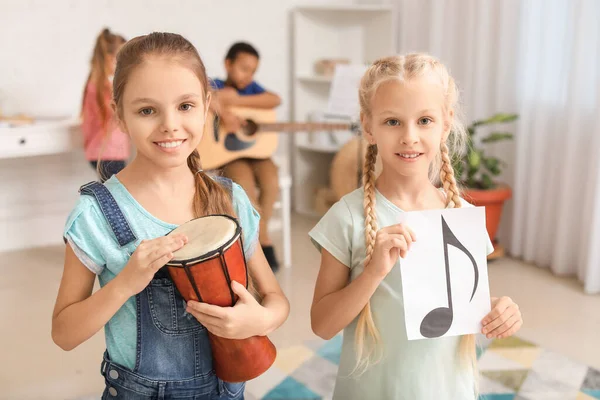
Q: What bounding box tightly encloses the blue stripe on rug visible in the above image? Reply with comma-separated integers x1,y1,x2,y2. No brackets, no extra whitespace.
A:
316,334,343,365
583,389,600,399
478,394,515,400
263,376,321,400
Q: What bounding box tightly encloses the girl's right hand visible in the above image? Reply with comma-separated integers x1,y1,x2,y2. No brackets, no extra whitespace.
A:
117,234,188,297
366,224,416,279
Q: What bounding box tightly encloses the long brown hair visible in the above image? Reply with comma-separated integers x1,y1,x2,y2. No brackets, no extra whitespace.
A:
81,28,126,130
111,32,235,219
354,54,476,386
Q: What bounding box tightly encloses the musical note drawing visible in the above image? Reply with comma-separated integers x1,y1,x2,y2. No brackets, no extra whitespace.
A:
419,215,479,338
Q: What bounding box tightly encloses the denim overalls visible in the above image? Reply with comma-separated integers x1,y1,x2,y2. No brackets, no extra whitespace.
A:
79,179,245,400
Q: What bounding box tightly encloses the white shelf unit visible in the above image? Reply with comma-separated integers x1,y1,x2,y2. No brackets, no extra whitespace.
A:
291,4,397,216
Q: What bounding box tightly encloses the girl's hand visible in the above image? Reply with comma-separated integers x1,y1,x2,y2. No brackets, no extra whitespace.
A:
366,224,416,279
481,296,523,339
116,234,188,297
186,281,273,339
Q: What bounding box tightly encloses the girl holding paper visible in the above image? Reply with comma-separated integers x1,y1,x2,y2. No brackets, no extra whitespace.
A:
309,54,523,400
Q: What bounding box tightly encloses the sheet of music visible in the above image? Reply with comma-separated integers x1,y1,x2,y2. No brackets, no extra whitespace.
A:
326,64,368,120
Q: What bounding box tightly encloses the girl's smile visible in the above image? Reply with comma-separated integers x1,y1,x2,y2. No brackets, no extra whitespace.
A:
154,139,187,153
396,151,424,162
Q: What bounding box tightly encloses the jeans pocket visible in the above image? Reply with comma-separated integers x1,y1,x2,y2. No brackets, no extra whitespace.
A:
146,278,205,334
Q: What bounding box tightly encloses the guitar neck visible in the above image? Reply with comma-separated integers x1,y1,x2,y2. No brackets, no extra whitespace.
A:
258,122,354,132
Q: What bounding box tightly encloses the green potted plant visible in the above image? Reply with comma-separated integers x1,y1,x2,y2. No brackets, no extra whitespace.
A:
452,113,518,256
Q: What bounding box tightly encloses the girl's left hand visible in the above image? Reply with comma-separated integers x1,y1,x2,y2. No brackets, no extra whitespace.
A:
185,281,272,339
481,296,523,339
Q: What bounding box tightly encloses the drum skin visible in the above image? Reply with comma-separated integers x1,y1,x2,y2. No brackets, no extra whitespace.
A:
166,215,276,383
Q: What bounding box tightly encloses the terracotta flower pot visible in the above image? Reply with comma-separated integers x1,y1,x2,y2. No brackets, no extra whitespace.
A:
462,184,512,244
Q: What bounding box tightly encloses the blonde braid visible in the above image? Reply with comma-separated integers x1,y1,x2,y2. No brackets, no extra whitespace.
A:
440,142,462,208
352,143,382,375
363,144,379,263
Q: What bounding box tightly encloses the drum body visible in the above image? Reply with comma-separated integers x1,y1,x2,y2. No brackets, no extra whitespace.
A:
165,215,276,382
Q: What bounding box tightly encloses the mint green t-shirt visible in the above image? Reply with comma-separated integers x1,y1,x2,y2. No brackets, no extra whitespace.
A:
63,175,260,370
308,187,494,400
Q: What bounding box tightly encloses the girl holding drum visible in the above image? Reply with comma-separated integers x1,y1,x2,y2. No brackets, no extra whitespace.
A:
53,32,289,400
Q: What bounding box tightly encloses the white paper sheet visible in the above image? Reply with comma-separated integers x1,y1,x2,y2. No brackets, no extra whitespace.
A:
397,207,491,340
326,64,368,119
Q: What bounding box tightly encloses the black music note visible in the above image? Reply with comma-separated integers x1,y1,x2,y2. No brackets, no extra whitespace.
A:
419,215,479,338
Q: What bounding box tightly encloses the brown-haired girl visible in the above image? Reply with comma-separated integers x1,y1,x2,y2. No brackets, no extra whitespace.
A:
81,28,129,182
309,54,523,400
54,32,289,399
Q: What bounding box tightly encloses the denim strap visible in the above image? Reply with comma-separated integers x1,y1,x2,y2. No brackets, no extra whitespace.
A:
79,181,137,247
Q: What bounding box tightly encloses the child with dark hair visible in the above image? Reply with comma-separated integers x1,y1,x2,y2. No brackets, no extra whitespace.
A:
210,41,283,271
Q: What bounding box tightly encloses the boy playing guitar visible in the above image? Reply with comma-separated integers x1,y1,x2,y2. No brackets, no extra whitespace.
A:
210,42,282,271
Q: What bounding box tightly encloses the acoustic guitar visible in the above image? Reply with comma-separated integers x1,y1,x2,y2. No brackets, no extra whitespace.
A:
197,107,359,170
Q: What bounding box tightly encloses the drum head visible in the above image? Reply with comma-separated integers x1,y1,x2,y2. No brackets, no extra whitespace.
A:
169,215,240,263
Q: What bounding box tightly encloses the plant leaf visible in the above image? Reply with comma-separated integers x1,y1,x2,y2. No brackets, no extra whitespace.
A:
480,173,495,189
472,113,518,127
453,159,464,182
468,149,481,169
461,112,518,188
482,132,514,143
483,157,502,175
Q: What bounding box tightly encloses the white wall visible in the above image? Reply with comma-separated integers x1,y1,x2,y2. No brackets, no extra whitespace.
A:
0,0,357,252
1,0,354,121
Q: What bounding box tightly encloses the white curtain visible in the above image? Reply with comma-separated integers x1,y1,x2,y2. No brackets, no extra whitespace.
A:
393,0,600,293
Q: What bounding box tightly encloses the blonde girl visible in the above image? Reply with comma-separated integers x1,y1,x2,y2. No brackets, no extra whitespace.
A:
309,54,523,400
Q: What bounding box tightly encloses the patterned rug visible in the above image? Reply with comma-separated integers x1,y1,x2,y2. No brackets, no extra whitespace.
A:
244,335,600,400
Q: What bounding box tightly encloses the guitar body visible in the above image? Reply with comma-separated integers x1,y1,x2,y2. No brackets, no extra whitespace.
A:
198,107,278,170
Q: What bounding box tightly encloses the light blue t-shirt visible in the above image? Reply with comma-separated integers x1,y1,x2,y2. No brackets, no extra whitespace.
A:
308,187,494,400
63,175,260,370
